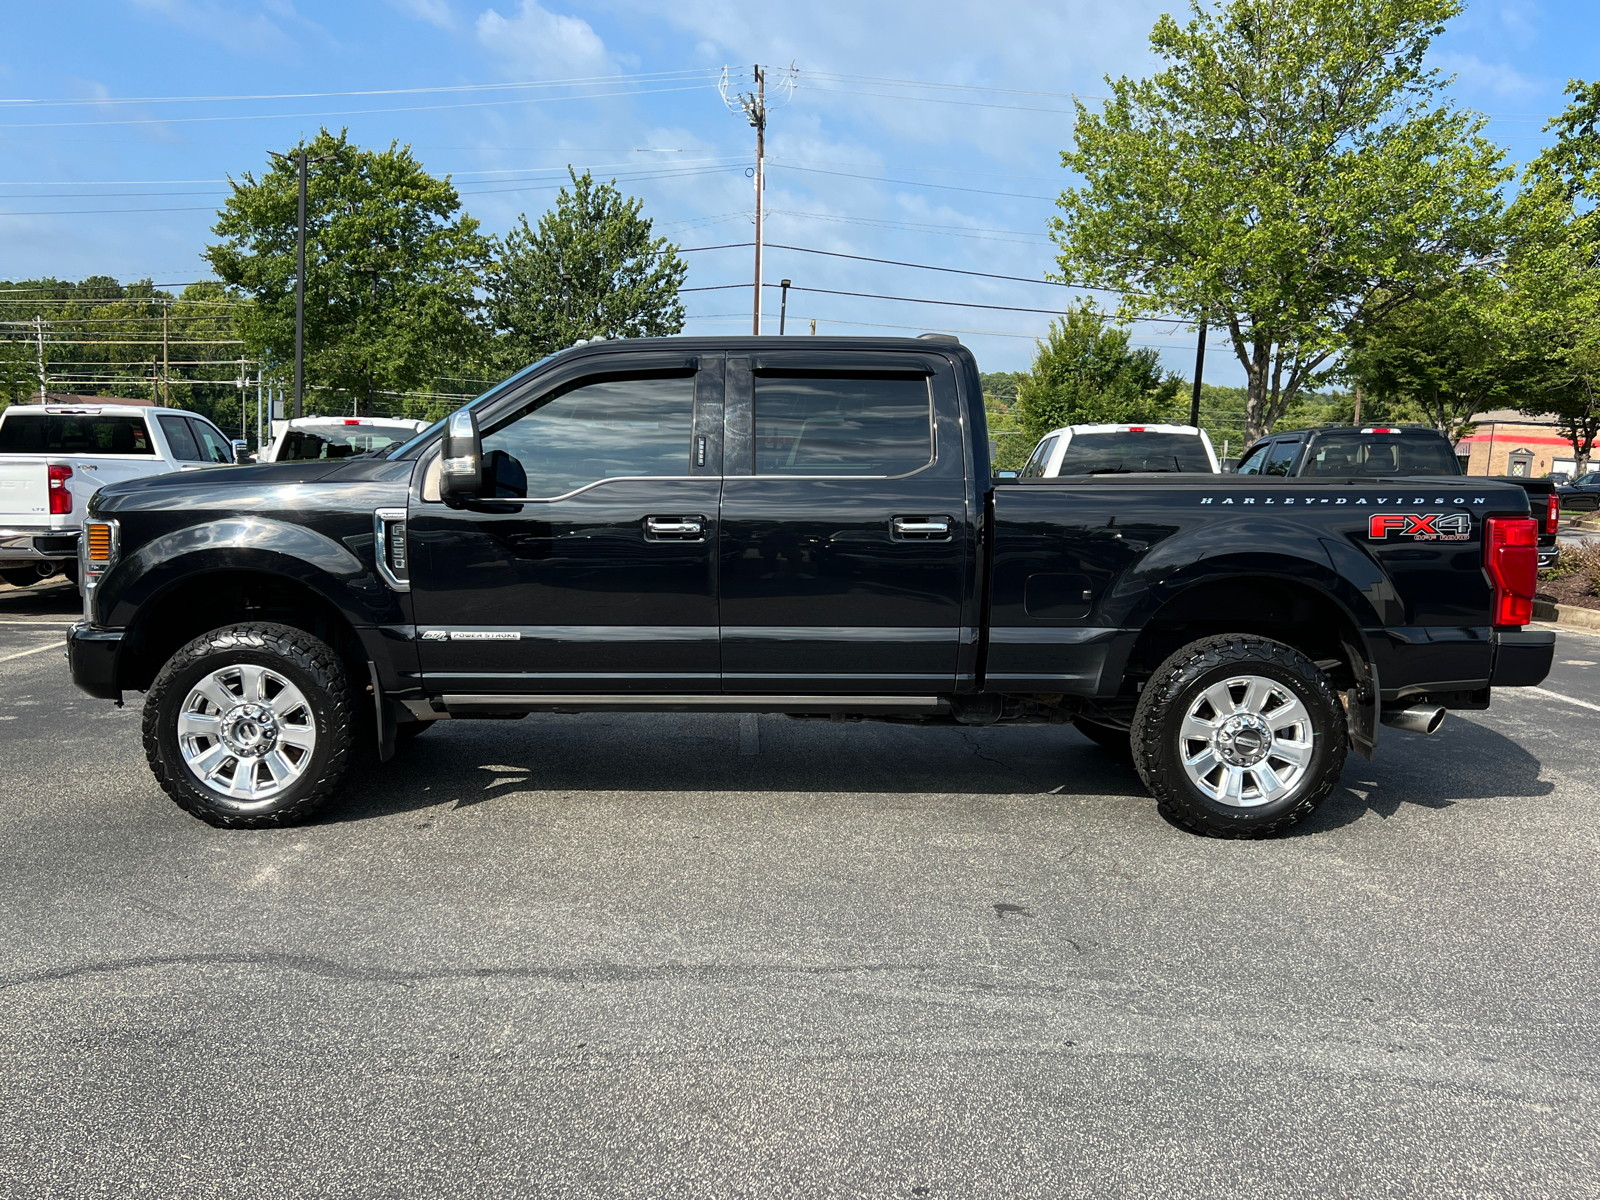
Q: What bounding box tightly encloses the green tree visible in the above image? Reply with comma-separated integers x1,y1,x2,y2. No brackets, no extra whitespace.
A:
206,129,491,417
1502,81,1600,473
1052,0,1510,444
1503,182,1600,472
1015,301,1180,445
486,169,686,365
1343,275,1506,444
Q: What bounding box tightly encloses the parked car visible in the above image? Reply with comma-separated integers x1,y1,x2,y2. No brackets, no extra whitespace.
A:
1235,425,1559,569
0,402,239,588
70,337,1550,837
264,416,429,463
1020,422,1220,478
1556,470,1600,513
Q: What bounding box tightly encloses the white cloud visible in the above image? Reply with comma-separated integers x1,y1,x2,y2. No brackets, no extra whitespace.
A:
128,0,298,56
476,1,614,77
388,0,455,29
1435,51,1537,98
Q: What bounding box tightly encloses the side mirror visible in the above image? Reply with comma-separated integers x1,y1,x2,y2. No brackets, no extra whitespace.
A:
232,439,250,465
439,408,482,504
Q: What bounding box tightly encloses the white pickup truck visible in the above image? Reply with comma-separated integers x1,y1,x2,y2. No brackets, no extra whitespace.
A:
0,402,239,587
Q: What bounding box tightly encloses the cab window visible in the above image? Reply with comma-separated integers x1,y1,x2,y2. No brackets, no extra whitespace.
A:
190,419,234,464
479,372,696,498
1263,440,1300,476
1235,444,1271,475
754,373,932,476
1020,436,1058,479
157,414,203,461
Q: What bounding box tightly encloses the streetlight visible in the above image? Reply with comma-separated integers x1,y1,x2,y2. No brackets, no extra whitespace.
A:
779,279,791,335
267,148,334,419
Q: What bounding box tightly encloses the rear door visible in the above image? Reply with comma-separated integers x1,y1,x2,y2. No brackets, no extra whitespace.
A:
717,351,970,694
408,353,724,697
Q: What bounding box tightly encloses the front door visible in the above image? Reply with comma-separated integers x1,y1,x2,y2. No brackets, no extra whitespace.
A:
408,356,724,697
717,353,970,694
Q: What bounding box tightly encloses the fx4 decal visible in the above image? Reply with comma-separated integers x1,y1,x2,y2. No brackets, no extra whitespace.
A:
1367,512,1472,541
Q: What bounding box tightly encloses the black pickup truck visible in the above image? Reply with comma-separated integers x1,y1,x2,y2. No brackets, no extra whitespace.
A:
1235,424,1562,569
68,336,1553,837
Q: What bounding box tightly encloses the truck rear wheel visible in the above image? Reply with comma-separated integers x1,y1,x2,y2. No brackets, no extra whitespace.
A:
142,622,354,828
1132,634,1346,838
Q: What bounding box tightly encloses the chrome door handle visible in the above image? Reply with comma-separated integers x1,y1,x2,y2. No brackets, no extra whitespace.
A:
646,516,706,540
892,516,952,539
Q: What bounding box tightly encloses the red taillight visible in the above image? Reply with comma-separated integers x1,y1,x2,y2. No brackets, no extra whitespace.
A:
1547,493,1561,534
344,419,361,425
1361,427,1400,434
47,464,72,515
1127,426,1145,432
1484,516,1538,627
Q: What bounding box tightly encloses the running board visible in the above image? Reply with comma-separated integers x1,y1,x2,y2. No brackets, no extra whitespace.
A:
431,694,950,717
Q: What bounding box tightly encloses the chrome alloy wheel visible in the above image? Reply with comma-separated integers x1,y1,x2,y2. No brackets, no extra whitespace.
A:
1179,674,1314,808
176,664,317,805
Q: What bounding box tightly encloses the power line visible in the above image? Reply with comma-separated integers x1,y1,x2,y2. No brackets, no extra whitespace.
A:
684,279,1190,322
768,161,1056,201
0,69,721,108
0,83,715,130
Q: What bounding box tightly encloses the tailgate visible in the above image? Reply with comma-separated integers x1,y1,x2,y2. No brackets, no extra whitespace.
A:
0,458,48,522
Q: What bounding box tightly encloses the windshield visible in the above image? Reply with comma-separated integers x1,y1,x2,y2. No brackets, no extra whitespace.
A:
1055,430,1213,475
0,412,155,455
277,425,414,461
1299,433,1462,477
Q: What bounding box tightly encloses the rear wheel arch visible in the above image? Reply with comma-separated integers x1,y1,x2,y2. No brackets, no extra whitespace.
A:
1126,573,1373,692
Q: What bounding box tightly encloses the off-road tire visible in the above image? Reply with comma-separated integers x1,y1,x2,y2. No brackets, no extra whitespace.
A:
1074,718,1132,759
143,622,354,828
1132,634,1347,839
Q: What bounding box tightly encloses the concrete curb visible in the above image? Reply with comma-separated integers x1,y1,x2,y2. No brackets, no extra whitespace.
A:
1533,599,1600,632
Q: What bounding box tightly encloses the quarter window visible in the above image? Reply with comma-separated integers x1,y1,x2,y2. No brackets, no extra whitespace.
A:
480,373,696,498
754,374,932,476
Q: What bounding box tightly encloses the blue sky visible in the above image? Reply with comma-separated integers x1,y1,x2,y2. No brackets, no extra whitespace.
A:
1,0,1594,380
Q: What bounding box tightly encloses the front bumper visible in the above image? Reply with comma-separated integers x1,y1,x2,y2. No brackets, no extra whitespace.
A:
67,622,124,701
1492,629,1556,688
0,527,79,562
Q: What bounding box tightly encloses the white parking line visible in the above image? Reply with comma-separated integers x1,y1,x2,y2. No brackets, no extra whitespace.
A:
1517,686,1600,714
0,642,59,664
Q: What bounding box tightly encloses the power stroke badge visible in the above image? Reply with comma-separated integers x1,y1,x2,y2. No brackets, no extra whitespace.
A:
1366,512,1472,541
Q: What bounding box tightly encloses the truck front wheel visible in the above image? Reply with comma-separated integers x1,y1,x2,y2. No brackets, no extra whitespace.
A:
142,622,355,828
1131,634,1347,838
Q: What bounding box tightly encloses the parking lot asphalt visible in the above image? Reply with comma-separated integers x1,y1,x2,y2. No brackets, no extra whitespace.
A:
1,579,1596,1199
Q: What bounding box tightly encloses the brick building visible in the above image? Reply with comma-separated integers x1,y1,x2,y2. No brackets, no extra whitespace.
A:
1456,410,1578,478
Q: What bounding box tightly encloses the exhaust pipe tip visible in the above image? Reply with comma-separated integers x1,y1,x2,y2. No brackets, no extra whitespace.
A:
1381,704,1446,735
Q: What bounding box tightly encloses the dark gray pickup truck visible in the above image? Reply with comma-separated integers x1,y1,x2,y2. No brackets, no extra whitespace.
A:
68,336,1552,837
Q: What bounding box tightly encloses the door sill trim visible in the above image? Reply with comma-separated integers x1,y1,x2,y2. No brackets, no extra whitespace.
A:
437,693,950,715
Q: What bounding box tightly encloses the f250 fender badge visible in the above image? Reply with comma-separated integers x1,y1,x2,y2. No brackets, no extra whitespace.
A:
1367,512,1471,541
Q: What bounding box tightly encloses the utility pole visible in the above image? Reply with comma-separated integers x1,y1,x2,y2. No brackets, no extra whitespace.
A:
161,299,170,407
750,65,766,335
779,279,791,334
294,150,307,418
256,364,265,451
1353,385,1363,426
237,357,247,441
1188,317,1207,428
270,147,329,420
722,65,781,335
33,315,46,404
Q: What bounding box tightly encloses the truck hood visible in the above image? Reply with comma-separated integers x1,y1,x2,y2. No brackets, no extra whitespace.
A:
97,460,346,500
